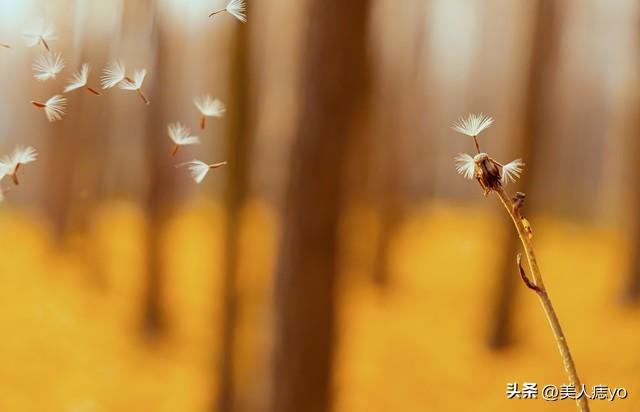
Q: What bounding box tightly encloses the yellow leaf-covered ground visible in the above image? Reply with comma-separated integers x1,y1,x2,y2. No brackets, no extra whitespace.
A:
0,200,637,411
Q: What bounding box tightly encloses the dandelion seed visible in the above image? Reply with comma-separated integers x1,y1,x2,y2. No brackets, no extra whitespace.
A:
119,69,150,105
452,113,494,137
0,43,10,49
0,146,38,186
209,0,247,22
64,63,101,95
168,122,200,156
101,61,127,89
32,52,64,81
452,113,494,154
24,18,57,51
177,159,227,184
31,95,67,122
500,158,525,186
194,95,226,129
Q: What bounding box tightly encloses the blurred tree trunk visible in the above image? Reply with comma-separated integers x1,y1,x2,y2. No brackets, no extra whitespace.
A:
46,104,74,240
371,90,405,285
488,0,558,349
63,32,111,261
43,2,74,241
142,4,168,340
623,14,640,303
372,141,402,285
370,80,404,286
372,5,431,285
215,18,250,412
271,1,371,411
627,226,640,301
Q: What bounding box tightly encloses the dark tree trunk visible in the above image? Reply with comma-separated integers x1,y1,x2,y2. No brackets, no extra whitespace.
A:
488,0,558,349
626,225,640,301
623,15,640,303
142,5,169,341
270,1,371,412
215,19,251,412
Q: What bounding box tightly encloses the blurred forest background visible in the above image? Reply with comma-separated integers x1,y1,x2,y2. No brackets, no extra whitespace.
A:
0,0,640,411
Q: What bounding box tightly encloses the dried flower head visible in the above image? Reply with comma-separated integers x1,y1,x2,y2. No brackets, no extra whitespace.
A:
119,69,149,105
32,52,64,81
168,122,200,156
0,146,38,186
64,63,101,95
194,95,226,129
178,160,227,184
209,0,247,22
31,95,67,122
455,152,524,195
23,18,57,51
101,61,127,89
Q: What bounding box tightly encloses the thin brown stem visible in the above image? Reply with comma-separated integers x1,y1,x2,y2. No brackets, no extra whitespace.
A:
12,164,21,186
200,115,206,130
171,145,179,157
40,37,49,51
209,161,228,169
31,101,46,108
209,9,225,18
517,253,542,293
472,136,481,154
495,189,589,412
0,43,10,48
86,86,102,96
137,89,150,105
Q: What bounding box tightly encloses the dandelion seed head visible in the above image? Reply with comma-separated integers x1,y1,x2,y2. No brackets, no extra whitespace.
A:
32,52,64,81
194,95,226,117
226,0,247,22
24,18,57,48
119,69,147,90
451,113,494,137
179,160,210,184
12,146,38,166
101,61,126,89
168,123,200,146
64,63,90,93
0,146,38,171
42,95,67,122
